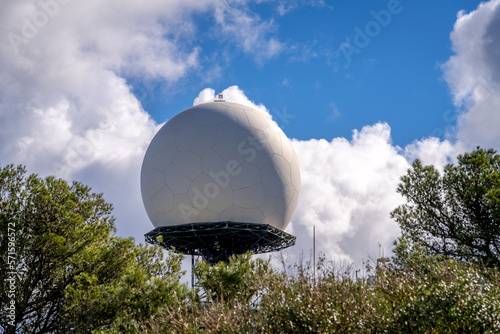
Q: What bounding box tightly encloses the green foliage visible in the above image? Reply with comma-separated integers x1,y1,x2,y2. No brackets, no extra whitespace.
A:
257,261,378,333
0,164,118,333
0,165,187,333
142,253,272,333
2,150,500,333
143,247,500,333
376,237,500,333
72,247,188,334
391,147,500,267
194,253,271,305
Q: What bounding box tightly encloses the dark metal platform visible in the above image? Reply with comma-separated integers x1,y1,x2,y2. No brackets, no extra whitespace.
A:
145,221,296,264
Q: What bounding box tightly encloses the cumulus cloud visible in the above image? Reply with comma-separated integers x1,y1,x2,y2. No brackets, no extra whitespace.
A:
396,0,500,179
442,0,500,151
0,0,220,172
384,0,500,183
193,87,412,266
288,0,500,265
290,123,409,264
2,0,499,274
193,85,270,116
199,88,415,265
0,0,291,244
403,137,458,172
0,0,202,240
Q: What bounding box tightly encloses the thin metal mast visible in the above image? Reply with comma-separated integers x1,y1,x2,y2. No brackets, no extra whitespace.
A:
313,225,316,285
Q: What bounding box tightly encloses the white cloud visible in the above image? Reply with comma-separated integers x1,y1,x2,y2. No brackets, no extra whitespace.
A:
290,123,409,264
0,0,213,171
3,0,499,275
442,0,500,151
193,87,217,106
213,1,284,60
392,0,500,182
327,102,341,123
398,0,500,185
403,137,458,172
276,0,328,16
0,0,416,278
0,0,218,247
0,0,290,247
194,87,411,266
193,85,271,117
283,0,500,266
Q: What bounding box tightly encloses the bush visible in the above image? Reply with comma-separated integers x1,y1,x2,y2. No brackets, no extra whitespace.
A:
142,242,500,334
375,237,500,333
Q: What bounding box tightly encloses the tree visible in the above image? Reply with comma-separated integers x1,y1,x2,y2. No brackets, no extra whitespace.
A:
391,147,500,267
89,246,188,334
194,252,271,305
0,165,187,333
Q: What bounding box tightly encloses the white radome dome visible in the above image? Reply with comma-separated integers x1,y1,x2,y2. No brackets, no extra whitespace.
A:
140,101,301,231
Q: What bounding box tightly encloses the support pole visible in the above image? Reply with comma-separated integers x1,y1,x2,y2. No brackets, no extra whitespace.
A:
191,254,195,288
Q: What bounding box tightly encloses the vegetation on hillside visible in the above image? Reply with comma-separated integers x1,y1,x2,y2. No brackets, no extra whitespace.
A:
0,165,188,333
143,245,500,334
1,147,499,333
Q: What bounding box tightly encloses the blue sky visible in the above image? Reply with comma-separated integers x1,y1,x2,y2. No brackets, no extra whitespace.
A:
136,0,480,146
1,0,499,268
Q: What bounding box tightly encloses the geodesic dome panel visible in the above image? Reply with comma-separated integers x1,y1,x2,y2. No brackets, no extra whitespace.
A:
140,102,301,231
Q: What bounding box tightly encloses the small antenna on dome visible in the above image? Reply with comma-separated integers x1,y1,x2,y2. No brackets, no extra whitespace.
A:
215,84,225,102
